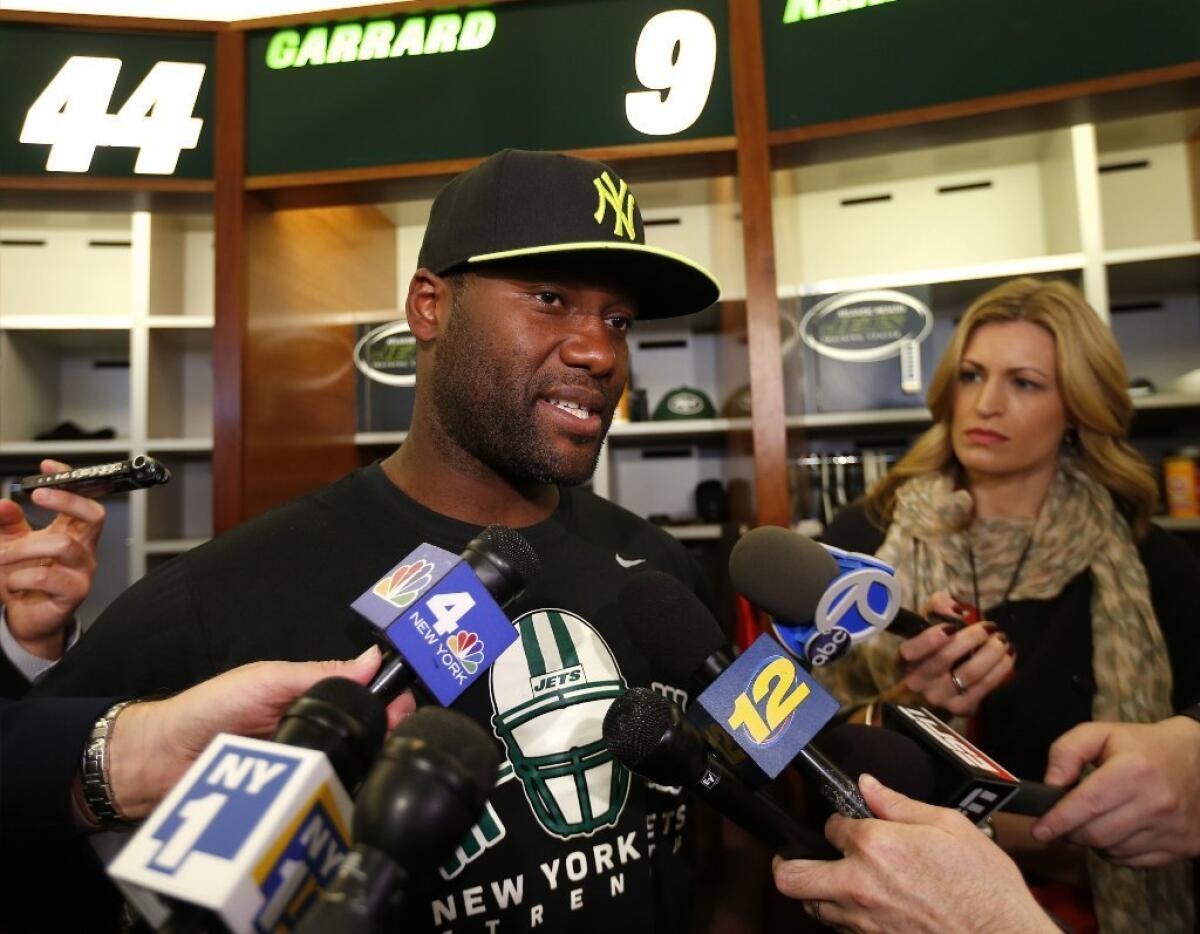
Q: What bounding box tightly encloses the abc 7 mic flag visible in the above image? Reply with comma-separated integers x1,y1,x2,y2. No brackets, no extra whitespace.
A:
772,545,903,668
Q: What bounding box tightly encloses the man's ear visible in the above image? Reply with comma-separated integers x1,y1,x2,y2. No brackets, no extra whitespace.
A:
406,268,449,341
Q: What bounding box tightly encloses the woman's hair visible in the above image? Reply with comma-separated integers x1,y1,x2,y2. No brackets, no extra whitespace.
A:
864,277,1158,536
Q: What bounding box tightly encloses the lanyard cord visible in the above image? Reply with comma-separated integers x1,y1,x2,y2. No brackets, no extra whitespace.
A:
967,531,1035,614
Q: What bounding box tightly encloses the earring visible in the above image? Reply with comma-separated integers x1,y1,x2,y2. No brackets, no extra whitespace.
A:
1064,426,1080,447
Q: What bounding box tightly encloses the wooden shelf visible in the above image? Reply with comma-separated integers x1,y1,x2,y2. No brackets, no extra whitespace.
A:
145,438,213,453
147,315,215,329
794,254,1086,299
1152,516,1200,532
1132,393,1200,411
0,314,132,330
144,538,209,555
608,418,751,440
0,439,130,456
355,431,408,446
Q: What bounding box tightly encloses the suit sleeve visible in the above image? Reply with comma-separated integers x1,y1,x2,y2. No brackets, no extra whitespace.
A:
0,696,116,830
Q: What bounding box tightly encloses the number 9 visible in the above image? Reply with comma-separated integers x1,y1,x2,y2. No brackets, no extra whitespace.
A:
626,10,717,137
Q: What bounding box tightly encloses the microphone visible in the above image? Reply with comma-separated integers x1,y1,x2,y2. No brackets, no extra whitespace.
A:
878,704,1031,823
729,525,930,669
618,572,871,819
297,707,501,933
354,524,540,705
109,678,387,934
604,687,835,860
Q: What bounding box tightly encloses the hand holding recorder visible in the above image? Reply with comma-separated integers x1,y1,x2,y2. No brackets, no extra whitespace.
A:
1,459,107,661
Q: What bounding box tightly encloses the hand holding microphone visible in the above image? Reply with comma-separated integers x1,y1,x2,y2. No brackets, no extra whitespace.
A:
1032,716,1200,867
896,591,1014,717
85,648,412,824
773,774,1059,934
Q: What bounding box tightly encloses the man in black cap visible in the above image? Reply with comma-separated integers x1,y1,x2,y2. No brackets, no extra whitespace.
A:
32,150,726,933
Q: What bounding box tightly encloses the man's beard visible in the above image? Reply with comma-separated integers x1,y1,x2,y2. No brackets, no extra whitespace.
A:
430,296,611,487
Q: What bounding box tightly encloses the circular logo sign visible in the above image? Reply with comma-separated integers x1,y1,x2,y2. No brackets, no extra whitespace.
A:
354,321,418,387
799,289,932,362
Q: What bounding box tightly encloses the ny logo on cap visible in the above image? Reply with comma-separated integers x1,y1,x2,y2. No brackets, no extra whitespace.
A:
593,171,637,241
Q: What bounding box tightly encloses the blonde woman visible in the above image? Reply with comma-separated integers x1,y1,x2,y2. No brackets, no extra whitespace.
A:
819,278,1199,932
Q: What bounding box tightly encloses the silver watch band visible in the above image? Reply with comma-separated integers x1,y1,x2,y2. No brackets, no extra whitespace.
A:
80,700,136,828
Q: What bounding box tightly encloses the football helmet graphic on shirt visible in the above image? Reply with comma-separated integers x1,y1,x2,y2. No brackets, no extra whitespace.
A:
490,608,630,839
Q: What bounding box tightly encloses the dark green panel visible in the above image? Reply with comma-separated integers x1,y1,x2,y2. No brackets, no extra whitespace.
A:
0,23,214,179
246,0,733,176
763,0,1200,130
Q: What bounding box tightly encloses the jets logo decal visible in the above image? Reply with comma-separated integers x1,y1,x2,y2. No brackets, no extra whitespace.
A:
489,609,630,841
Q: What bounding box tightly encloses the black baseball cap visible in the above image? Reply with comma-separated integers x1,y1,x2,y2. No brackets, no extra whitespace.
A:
417,149,721,319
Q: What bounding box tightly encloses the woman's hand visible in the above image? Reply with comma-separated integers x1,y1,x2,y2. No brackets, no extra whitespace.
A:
896,591,1015,716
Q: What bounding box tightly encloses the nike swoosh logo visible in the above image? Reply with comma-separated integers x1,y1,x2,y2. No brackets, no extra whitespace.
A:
615,554,646,568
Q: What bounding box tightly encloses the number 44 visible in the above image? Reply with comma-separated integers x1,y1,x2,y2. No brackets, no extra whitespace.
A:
20,56,206,174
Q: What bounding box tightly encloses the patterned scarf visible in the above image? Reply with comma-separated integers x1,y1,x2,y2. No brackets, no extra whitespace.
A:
827,459,1191,932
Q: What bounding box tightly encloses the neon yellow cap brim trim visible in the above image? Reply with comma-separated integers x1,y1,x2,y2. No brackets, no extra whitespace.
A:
467,240,721,295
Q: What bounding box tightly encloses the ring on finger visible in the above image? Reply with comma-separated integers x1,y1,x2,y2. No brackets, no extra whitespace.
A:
950,669,968,694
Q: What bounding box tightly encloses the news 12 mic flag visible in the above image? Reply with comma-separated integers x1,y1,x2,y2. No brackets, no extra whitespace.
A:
109,734,352,933
771,544,903,668
352,543,519,705
693,634,841,779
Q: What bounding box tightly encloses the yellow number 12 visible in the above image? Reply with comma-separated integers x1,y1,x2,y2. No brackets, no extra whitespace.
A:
727,657,810,744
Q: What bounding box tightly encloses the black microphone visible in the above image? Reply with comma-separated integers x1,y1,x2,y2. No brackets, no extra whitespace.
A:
844,707,1066,819
805,722,938,820
619,571,872,819
297,707,501,933
604,688,835,860
366,524,540,704
117,678,388,933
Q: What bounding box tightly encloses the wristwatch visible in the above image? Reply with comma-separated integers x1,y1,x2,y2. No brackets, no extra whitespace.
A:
80,700,136,828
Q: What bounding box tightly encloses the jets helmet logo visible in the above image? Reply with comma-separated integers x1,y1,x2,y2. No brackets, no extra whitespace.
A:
490,609,630,840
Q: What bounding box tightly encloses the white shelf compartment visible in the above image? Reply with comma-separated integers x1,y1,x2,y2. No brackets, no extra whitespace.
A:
143,212,215,318
0,211,134,318
143,453,212,545
606,438,755,526
1106,246,1200,397
773,126,1087,286
147,327,213,442
1096,109,1200,253
0,327,132,444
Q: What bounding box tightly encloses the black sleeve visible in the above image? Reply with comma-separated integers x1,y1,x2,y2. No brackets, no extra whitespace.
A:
1139,526,1200,711
0,695,117,830
0,695,129,931
0,642,32,699
818,498,888,555
27,556,216,701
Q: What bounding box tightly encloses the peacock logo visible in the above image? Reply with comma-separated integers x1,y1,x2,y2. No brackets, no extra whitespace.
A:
372,558,435,609
446,631,486,675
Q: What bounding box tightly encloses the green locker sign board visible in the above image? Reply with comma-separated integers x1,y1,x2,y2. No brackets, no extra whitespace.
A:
763,0,1200,130
245,0,734,176
0,23,215,179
